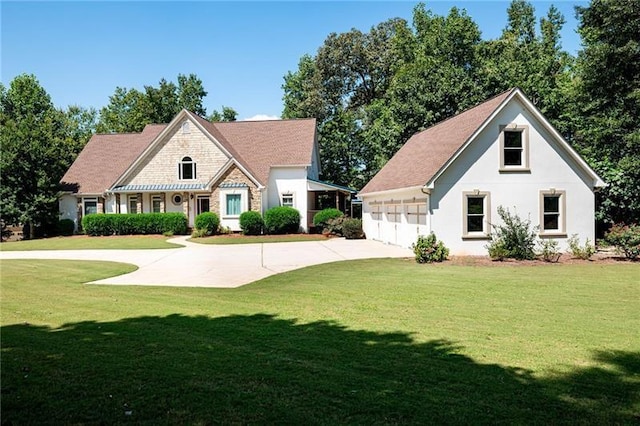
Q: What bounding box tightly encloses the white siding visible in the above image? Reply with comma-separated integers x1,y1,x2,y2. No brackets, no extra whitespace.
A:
59,194,78,229
266,167,310,232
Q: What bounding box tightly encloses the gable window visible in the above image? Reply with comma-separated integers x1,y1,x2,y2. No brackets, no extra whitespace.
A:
181,121,190,134
128,195,138,214
226,194,241,216
152,195,162,213
281,193,294,207
178,156,196,180
499,124,529,171
463,191,491,238
83,197,97,216
540,190,566,235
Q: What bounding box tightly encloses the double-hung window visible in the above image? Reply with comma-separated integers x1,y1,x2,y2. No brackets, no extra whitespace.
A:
152,195,162,213
226,194,241,216
128,195,138,214
83,198,98,216
499,124,529,171
540,190,566,235
463,191,491,238
179,156,196,180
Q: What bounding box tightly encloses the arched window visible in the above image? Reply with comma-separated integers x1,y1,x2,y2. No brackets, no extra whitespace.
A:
178,156,196,180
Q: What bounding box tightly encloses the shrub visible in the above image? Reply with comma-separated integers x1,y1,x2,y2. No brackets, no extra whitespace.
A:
239,211,264,235
487,206,537,260
567,234,595,260
411,233,449,263
487,239,509,261
191,228,208,238
342,218,364,239
82,213,188,236
57,219,75,236
194,212,220,236
264,206,300,234
313,208,343,230
605,223,640,260
537,239,561,263
325,216,346,235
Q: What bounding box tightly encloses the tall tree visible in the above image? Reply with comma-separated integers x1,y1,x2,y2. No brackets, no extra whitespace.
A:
208,106,238,122
0,75,72,238
573,0,640,224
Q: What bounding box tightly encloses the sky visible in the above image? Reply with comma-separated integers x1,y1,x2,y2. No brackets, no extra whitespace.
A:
1,1,587,121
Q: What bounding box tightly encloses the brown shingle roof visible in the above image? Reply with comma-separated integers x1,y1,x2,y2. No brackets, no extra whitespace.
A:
213,118,317,186
60,124,166,194
359,89,514,195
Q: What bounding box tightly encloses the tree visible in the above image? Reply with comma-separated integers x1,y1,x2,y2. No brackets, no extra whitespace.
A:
97,74,212,133
0,75,72,238
208,106,237,122
573,0,640,225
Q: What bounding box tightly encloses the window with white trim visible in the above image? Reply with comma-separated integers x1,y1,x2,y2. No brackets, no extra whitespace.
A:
178,156,196,180
128,195,138,214
281,193,294,207
540,190,566,235
463,191,491,238
197,195,210,215
226,194,241,216
83,197,98,216
181,121,190,134
499,124,529,170
152,195,162,213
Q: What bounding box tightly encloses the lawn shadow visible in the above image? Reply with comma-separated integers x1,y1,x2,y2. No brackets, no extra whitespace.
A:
2,314,638,424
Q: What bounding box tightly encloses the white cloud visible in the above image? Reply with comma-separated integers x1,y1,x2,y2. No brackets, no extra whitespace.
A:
242,114,281,121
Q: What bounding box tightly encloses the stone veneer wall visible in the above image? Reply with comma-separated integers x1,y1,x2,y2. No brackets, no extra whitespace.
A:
210,165,261,214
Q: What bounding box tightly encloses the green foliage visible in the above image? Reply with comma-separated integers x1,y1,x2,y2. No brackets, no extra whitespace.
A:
567,234,595,260
605,224,640,260
208,106,238,122
194,212,220,236
57,219,75,236
411,233,449,263
537,239,561,263
312,208,343,229
239,211,264,235
342,218,365,239
487,206,538,260
191,228,208,238
325,216,346,236
263,207,301,235
82,213,187,236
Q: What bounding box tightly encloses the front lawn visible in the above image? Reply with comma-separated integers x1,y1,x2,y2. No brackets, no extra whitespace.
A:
190,233,329,244
0,235,183,251
1,259,638,424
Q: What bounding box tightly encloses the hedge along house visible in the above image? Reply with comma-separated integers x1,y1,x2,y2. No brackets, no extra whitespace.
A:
358,88,606,255
59,110,354,232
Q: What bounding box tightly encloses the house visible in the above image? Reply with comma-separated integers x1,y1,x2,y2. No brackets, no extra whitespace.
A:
59,110,354,232
359,88,605,255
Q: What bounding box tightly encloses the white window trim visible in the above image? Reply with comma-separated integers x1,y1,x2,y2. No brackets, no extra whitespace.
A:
280,192,295,208
128,195,138,214
178,156,197,181
181,121,190,134
196,195,210,215
151,195,162,213
171,193,183,206
499,124,530,172
539,189,567,237
83,197,98,216
219,187,248,218
462,191,491,239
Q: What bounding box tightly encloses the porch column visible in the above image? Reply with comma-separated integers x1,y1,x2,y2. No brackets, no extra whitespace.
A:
136,193,143,214
97,197,104,214
182,193,189,217
77,198,83,230
160,193,166,213
115,194,121,213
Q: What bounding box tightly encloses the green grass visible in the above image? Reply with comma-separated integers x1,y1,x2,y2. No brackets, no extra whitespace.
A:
190,233,329,244
1,259,639,424
0,235,183,251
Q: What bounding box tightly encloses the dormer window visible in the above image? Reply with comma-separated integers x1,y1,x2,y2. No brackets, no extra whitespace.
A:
499,124,529,171
178,156,196,180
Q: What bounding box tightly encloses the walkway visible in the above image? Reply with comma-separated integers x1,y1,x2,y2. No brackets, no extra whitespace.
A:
0,237,412,288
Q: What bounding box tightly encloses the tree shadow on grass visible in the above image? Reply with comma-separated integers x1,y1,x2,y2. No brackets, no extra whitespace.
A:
1,314,638,424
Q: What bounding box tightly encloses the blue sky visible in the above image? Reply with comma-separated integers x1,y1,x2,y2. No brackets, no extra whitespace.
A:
1,1,587,121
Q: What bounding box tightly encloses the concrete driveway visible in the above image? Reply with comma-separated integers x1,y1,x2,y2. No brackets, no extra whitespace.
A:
0,237,412,288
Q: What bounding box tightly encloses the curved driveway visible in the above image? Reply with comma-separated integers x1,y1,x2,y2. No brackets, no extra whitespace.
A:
0,237,412,288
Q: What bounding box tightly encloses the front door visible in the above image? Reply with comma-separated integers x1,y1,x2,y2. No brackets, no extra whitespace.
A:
197,195,210,215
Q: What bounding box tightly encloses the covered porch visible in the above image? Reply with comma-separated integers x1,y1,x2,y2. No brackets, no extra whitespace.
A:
306,178,358,230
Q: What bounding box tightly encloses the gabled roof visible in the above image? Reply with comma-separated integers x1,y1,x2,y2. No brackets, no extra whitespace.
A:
60,124,166,195
61,113,317,194
360,88,605,195
214,118,317,185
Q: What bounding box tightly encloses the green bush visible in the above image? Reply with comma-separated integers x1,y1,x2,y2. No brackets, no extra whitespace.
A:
411,233,449,263
194,212,220,236
239,211,264,235
82,213,188,236
264,206,300,235
486,206,537,260
57,219,75,236
342,218,364,239
537,239,561,263
567,234,596,260
313,208,343,229
605,223,640,259
325,216,346,235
